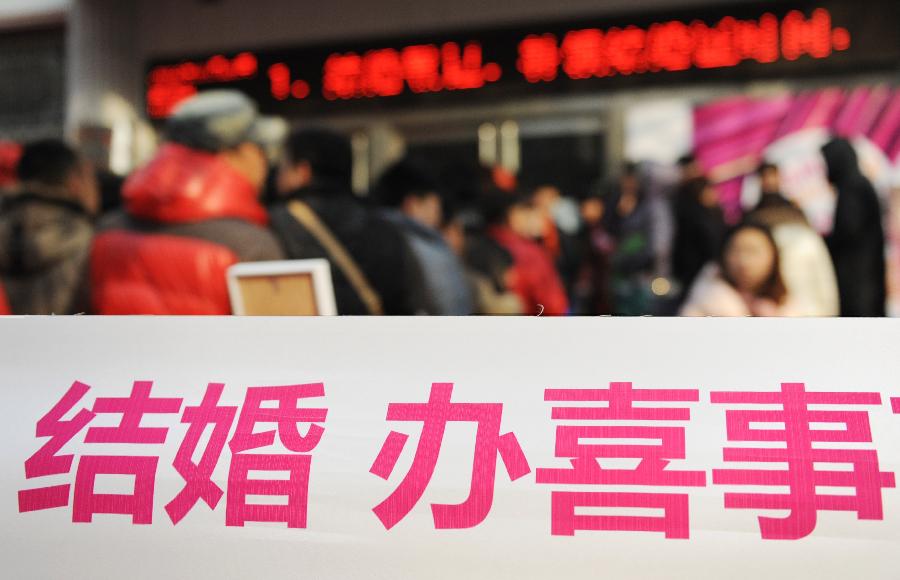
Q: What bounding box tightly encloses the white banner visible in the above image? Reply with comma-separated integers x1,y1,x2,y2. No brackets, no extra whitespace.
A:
2,317,899,579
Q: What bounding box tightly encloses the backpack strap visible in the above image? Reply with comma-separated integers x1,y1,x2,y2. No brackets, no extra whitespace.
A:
286,200,384,315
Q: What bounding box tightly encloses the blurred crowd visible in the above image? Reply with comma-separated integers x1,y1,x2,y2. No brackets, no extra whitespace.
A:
0,90,889,316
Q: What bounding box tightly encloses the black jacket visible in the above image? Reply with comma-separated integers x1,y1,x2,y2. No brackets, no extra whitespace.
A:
269,181,425,315
822,138,886,317
672,186,726,297
0,192,93,314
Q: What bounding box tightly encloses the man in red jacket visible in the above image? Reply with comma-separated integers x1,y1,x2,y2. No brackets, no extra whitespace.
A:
483,189,569,316
91,91,285,314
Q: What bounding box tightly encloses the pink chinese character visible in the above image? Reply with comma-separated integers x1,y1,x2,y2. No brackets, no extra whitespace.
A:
18,381,95,513
370,382,531,530
225,383,327,528
73,456,158,524
74,380,182,524
537,382,706,539
166,383,237,524
712,382,896,540
85,380,183,444
226,454,312,528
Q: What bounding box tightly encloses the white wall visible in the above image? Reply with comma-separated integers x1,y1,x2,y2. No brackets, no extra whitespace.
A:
0,0,68,29
67,0,155,171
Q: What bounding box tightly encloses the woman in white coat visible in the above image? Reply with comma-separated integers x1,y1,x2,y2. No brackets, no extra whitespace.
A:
681,222,802,317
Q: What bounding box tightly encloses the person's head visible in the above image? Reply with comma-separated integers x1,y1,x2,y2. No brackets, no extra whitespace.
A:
166,90,286,193
720,222,786,302
481,188,540,238
758,161,781,195
376,159,443,229
532,184,562,216
620,161,640,194
681,176,719,208
277,127,353,195
442,213,466,255
677,154,702,182
581,196,605,226
17,139,99,214
820,137,861,186
507,196,542,238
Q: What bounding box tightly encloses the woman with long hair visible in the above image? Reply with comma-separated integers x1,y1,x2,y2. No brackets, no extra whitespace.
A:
680,221,798,317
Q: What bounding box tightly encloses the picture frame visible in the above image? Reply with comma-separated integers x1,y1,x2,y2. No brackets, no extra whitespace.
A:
227,259,338,316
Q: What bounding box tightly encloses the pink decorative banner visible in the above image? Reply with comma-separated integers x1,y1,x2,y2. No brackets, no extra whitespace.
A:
693,85,900,220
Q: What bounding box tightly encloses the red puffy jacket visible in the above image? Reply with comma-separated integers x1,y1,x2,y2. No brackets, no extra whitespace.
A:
91,144,284,315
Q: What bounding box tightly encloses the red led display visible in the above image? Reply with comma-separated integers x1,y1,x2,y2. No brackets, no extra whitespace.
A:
401,44,443,93
267,63,291,100
517,34,561,82
322,42,501,100
145,7,858,118
147,52,258,118
519,9,847,85
267,63,312,101
781,8,848,60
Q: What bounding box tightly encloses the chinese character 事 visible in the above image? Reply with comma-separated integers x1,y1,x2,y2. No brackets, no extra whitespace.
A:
712,382,895,540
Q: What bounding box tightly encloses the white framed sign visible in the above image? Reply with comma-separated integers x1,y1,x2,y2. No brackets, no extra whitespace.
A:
227,259,337,316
